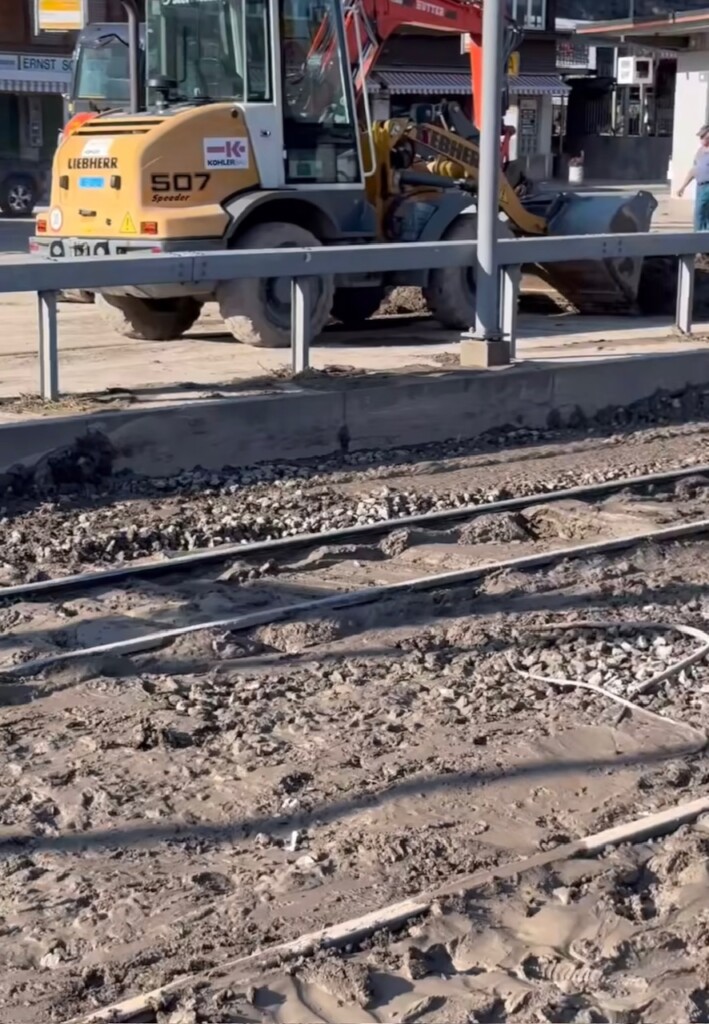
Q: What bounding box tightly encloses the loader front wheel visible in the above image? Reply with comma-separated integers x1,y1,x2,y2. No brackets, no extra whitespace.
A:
331,286,386,325
218,223,334,347
424,214,512,330
96,294,202,340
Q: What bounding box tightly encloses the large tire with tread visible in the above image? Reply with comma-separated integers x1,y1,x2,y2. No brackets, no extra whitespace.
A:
423,215,512,330
331,286,385,325
96,294,202,340
217,223,333,347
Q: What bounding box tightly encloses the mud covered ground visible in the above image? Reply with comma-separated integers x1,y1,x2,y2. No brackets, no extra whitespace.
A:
192,822,709,1024
2,474,709,1021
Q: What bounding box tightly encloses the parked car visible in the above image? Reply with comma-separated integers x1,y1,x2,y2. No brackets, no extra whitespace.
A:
0,160,49,217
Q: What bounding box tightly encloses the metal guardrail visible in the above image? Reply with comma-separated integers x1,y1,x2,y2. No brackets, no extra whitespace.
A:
3,230,707,400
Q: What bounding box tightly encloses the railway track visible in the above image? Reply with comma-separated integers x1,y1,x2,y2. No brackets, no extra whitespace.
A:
1,463,709,679
3,461,709,601
3,456,709,1024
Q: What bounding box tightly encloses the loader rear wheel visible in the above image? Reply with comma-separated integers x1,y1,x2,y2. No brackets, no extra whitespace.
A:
218,223,334,348
96,294,202,341
331,286,385,325
423,214,512,330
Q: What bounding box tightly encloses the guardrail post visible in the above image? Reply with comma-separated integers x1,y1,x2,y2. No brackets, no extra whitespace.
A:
676,255,695,335
459,0,510,370
291,277,310,374
37,290,59,401
500,264,521,359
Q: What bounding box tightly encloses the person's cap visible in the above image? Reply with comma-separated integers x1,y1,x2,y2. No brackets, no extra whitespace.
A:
699,124,709,138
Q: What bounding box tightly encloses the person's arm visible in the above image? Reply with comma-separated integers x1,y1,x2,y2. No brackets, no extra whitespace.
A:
678,161,697,197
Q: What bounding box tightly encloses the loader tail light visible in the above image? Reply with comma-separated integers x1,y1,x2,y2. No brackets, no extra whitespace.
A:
141,221,158,235
62,111,98,138
36,219,47,233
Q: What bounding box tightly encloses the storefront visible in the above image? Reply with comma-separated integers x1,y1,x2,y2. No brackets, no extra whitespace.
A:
0,52,72,165
577,10,709,189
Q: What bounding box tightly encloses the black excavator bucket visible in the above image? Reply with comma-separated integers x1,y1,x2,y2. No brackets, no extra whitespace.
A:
529,190,658,314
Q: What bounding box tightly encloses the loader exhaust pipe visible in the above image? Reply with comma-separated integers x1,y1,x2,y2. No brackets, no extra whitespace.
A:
121,0,141,115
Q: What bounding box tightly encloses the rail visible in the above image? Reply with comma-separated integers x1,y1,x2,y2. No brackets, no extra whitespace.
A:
2,230,706,400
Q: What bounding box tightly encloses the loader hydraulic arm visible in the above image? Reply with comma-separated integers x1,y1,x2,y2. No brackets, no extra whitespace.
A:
407,118,548,236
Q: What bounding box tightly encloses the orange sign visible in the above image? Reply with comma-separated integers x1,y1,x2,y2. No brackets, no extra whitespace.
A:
36,0,85,32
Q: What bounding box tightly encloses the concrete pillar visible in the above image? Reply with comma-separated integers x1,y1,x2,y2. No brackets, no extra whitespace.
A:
671,48,709,201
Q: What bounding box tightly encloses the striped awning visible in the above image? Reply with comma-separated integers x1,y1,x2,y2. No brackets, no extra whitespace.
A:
374,71,473,95
509,74,571,96
0,78,67,94
372,70,571,98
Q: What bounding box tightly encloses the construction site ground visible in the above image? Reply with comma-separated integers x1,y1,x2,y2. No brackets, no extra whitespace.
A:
2,418,709,1022
0,186,706,418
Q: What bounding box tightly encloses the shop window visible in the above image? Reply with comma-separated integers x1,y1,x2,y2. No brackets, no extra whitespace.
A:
507,0,546,30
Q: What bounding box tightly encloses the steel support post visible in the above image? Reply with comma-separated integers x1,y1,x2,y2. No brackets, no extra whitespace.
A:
461,0,510,368
291,278,310,374
676,255,695,336
500,264,521,359
38,290,59,401
122,0,141,115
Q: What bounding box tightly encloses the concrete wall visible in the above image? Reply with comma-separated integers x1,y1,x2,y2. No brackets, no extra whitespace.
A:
1,353,708,480
671,48,709,201
563,135,671,182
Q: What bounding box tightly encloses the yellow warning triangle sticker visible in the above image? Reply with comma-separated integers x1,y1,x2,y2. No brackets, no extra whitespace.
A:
120,212,137,234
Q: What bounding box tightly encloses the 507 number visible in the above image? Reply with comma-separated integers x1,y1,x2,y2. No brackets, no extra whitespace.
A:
151,172,211,193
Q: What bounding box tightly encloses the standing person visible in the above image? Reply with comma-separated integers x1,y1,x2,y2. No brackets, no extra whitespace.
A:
677,124,709,230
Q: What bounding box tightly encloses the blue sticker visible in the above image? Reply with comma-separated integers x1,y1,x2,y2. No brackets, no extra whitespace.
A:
79,176,105,189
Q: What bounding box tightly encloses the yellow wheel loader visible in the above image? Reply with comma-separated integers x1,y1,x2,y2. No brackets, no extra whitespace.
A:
32,0,657,347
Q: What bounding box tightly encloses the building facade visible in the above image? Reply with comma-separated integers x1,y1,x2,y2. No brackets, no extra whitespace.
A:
577,9,709,188
0,0,138,173
0,0,75,168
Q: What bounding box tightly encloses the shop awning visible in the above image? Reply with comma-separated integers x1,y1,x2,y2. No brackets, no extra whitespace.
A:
374,71,473,95
373,70,570,98
509,74,570,96
0,78,67,94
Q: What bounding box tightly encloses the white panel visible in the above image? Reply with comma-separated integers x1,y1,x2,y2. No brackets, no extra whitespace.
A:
243,106,284,189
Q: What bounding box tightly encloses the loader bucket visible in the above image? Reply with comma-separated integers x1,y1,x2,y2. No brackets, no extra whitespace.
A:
534,190,658,314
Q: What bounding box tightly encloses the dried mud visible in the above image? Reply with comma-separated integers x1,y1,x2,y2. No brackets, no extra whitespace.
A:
2,478,709,1021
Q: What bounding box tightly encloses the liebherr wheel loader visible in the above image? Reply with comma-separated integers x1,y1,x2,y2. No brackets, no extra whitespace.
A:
32,0,657,347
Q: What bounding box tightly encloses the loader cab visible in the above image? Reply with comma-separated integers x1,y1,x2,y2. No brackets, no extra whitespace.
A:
68,23,146,116
145,0,364,188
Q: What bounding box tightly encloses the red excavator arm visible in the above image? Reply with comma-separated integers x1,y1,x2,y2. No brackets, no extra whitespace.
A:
307,0,520,133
